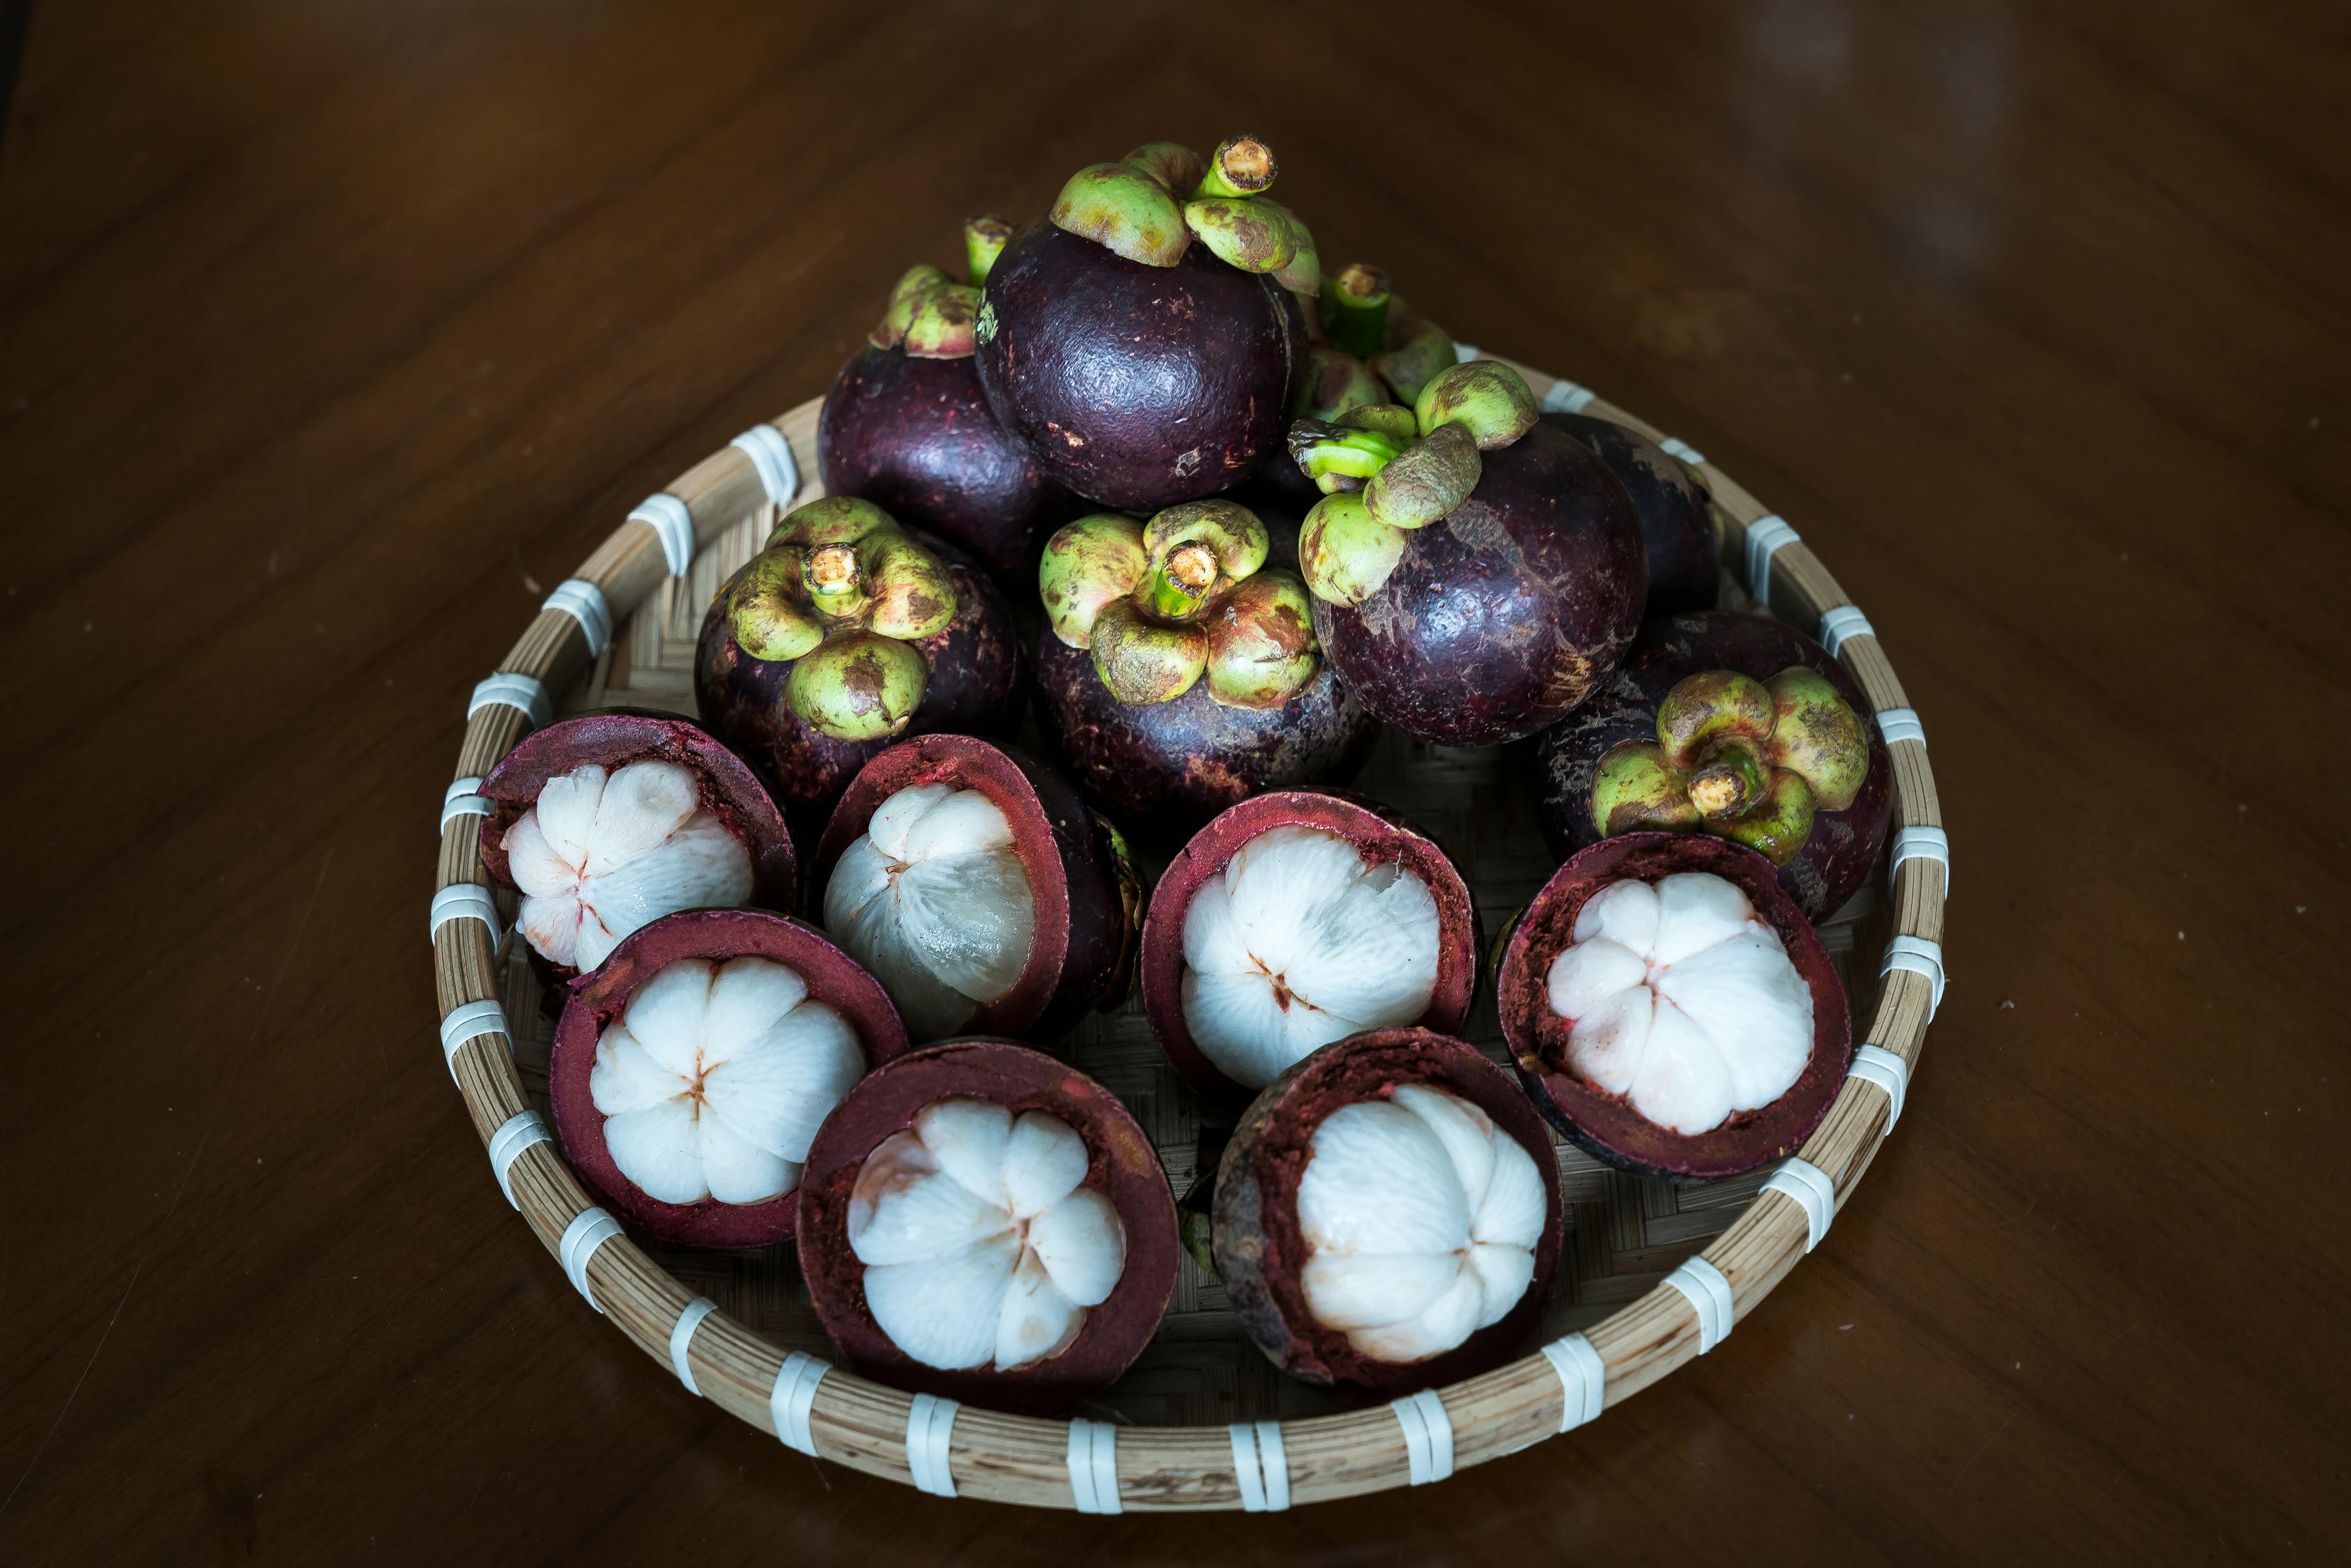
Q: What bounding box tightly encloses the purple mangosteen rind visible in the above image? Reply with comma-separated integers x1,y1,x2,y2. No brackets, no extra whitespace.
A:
1140,790,1483,1109
1211,1028,1566,1397
547,907,912,1247
811,734,1132,1043
1533,610,1893,920
795,1039,1179,1417
1494,831,1853,1185
1540,411,1722,619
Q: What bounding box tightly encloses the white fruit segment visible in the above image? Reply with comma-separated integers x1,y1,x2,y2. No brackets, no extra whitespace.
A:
1295,1085,1548,1363
589,955,865,1206
848,1098,1126,1372
823,784,1036,1042
505,760,756,970
1179,826,1441,1089
1544,872,1814,1135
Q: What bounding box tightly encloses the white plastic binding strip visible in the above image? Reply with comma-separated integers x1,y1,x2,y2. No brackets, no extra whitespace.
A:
1066,1420,1121,1514
731,424,801,507
1848,1043,1908,1128
1891,824,1951,891
485,1110,550,1208
1658,436,1706,466
1816,604,1875,658
668,1297,719,1397
1876,707,1926,748
1541,378,1596,415
905,1394,959,1498
429,884,502,949
1881,935,1947,1019
438,997,509,1082
468,672,551,730
769,1353,829,1456
1663,1257,1736,1353
1743,514,1800,604
1762,1157,1837,1252
441,776,491,831
540,578,612,658
629,493,697,578
1540,1332,1607,1431
1453,341,1481,362
1390,1389,1455,1486
1227,1420,1290,1512
558,1208,624,1314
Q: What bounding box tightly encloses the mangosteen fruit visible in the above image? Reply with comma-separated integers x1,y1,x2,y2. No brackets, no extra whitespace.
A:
796,1040,1179,1414
1542,410,1721,618
1535,610,1892,920
972,136,1310,508
476,712,797,982
1030,498,1377,837
546,907,910,1247
694,495,1023,836
1212,1029,1564,1395
817,221,1079,585
1140,791,1478,1107
1292,361,1647,746
813,735,1138,1045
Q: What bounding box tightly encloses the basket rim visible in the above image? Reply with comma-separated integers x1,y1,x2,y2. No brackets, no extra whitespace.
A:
428,353,1947,1512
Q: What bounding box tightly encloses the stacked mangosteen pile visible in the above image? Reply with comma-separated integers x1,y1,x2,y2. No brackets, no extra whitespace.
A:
479,136,1892,1414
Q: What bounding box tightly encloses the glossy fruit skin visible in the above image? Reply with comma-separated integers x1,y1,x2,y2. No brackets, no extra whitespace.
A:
1542,411,1720,618
1534,610,1892,921
817,342,1079,586
694,526,1024,843
974,220,1304,509
1494,832,1852,1183
1311,420,1646,747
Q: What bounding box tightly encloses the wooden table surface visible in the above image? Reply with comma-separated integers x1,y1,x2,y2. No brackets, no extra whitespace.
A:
3,1,2344,1561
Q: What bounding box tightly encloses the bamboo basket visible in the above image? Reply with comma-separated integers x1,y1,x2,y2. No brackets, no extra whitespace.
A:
428,353,1947,1511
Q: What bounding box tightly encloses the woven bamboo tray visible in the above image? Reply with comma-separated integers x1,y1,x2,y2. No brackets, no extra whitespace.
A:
428,353,1947,1511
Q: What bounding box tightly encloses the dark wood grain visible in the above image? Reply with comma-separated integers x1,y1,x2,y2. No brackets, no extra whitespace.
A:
2,0,2345,1561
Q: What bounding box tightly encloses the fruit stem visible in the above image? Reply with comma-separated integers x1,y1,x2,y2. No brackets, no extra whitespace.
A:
1144,541,1220,620
804,542,866,618
1288,420,1403,491
964,215,1012,285
1687,739,1770,820
1195,135,1277,199
1321,263,1391,358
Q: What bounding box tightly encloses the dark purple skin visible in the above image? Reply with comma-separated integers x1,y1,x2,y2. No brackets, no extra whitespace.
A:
694,527,1025,844
1312,420,1647,748
817,343,1080,585
1542,411,1720,618
1533,610,1893,921
974,220,1305,509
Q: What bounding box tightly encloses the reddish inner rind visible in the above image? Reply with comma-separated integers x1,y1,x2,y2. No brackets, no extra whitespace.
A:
1494,831,1853,1183
1139,790,1482,1109
811,734,1128,1043
546,907,912,1248
795,1039,1179,1416
1211,1028,1565,1397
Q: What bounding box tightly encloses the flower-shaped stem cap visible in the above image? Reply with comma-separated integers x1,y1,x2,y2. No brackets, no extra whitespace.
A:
1047,135,1318,291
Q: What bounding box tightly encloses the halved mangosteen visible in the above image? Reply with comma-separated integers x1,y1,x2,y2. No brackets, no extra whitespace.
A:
1541,410,1721,619
796,1040,1179,1415
812,735,1138,1045
1140,791,1479,1107
1496,831,1851,1183
476,711,797,983
548,907,910,1247
1212,1029,1564,1397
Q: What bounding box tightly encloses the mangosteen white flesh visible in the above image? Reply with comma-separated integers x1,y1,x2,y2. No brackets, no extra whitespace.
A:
1178,826,1441,1089
823,783,1038,1041
1544,871,1814,1136
847,1098,1127,1372
505,760,756,970
1295,1084,1548,1364
588,955,865,1206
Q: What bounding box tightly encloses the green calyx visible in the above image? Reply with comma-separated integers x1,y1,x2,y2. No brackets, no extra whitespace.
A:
870,264,949,349
1298,491,1407,607
1414,360,1538,449
1365,421,1480,529
1589,666,1870,864
1292,346,1387,422
1369,311,1455,403
1052,137,1309,276
1052,160,1193,267
788,631,928,743
1184,197,1297,273
870,261,981,360
1262,199,1321,295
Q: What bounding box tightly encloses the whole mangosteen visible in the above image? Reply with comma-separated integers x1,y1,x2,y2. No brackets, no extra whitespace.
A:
1212,1029,1565,1397
816,220,1080,585
694,495,1023,837
1535,610,1891,921
1293,361,1647,747
795,1040,1179,1415
547,907,911,1247
1542,410,1721,618
812,735,1140,1045
1029,498,1377,839
1495,832,1852,1183
973,136,1311,509
1140,790,1478,1108
476,711,797,984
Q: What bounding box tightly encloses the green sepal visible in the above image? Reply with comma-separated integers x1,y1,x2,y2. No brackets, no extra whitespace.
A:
1590,740,1703,838
1039,514,1149,649
1259,199,1320,295
1144,499,1268,585
1338,403,1420,445
1364,422,1480,530
861,530,957,640
1766,667,1869,811
1204,569,1318,709
1704,769,1816,866
728,547,825,663
770,495,892,551
1090,599,1209,705
1121,141,1207,195
1655,669,1776,772
963,215,1013,285
903,282,980,358
1414,360,1538,450
871,264,949,348
1369,312,1453,403
1292,346,1387,422
1052,162,1190,267
1298,491,1407,606
787,630,928,742
1288,420,1404,493
1183,197,1296,273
